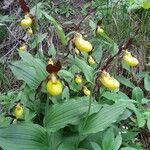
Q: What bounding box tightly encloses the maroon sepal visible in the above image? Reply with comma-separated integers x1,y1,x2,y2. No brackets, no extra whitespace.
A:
97,19,103,26
46,60,61,74
19,0,30,13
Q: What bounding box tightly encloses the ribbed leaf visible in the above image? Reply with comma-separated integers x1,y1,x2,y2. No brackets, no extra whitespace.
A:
79,103,126,134
48,43,56,58
48,132,62,150
42,11,67,46
121,148,137,150
92,42,103,63
58,143,75,150
0,123,49,150
58,69,74,82
132,87,144,103
102,128,114,150
114,133,122,150
144,75,150,91
116,76,135,88
10,52,47,90
98,31,114,44
31,2,44,19
10,62,40,89
19,51,47,80
89,19,96,30
91,142,102,150
44,97,100,132
69,57,94,83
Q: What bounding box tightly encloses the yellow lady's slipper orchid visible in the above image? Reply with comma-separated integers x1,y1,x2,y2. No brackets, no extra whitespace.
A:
15,104,23,119
74,33,93,53
20,14,32,28
75,74,82,84
47,74,62,96
83,86,91,96
88,55,95,65
123,51,139,67
96,26,104,34
100,71,120,90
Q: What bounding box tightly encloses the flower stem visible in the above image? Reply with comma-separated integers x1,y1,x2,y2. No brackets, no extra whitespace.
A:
45,95,49,117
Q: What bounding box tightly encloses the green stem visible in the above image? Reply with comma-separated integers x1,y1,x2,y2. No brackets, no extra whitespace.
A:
87,95,92,116
81,95,92,131
34,0,44,58
45,95,49,117
43,95,49,127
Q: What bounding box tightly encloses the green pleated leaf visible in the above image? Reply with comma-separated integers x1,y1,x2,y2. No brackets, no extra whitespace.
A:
113,42,119,54
113,133,122,150
44,97,100,132
0,123,49,150
10,62,40,89
89,19,96,30
90,142,102,150
69,57,94,83
98,31,114,44
116,76,135,89
58,69,74,82
121,147,137,150
61,86,70,101
144,75,150,91
92,42,103,63
132,87,144,103
79,103,126,135
31,2,44,19
102,128,114,150
48,132,62,150
48,43,56,58
136,110,146,128
42,11,67,46
58,143,75,150
10,51,48,90
19,51,47,80
30,33,47,49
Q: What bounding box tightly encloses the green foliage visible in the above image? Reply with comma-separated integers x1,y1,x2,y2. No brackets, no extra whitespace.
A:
101,128,122,150
10,51,47,90
55,4,75,17
79,103,126,134
132,87,144,103
42,11,67,46
128,0,150,11
0,15,16,23
10,61,42,89
0,123,49,150
0,0,149,150
91,142,102,150
144,74,150,91
69,56,95,83
44,97,100,132
116,76,136,89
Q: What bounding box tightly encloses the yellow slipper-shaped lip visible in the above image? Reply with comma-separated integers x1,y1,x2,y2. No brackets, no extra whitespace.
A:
100,71,120,90
47,79,62,96
21,16,32,28
74,33,93,53
123,51,139,67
